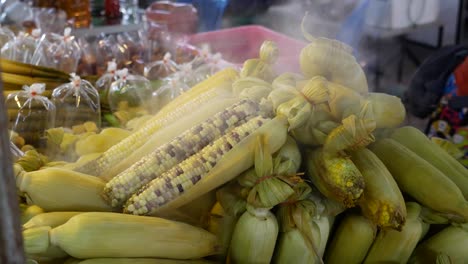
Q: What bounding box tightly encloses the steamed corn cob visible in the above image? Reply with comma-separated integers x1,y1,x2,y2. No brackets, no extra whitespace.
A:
391,126,468,199
24,212,219,259
124,115,289,215
103,99,263,208
75,69,238,177
124,116,271,215
16,168,112,212
370,138,468,222
325,214,376,264
367,92,405,128
350,148,406,230
23,212,82,230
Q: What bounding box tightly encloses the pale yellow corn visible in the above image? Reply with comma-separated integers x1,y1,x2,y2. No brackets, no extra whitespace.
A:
103,99,262,208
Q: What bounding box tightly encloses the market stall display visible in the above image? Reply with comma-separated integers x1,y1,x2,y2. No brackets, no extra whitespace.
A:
1,19,467,264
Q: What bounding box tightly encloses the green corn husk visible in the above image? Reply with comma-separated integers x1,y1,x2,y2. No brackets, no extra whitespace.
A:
410,225,468,263
274,183,334,264
275,76,330,130
272,72,305,91
325,214,376,264
23,226,51,255
240,41,278,82
16,149,48,172
208,181,246,260
229,205,279,264
367,92,405,128
364,202,429,264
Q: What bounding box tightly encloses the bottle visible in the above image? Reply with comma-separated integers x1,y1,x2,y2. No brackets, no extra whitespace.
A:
57,0,91,28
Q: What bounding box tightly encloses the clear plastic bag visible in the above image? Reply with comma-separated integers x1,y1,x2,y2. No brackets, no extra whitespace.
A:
153,72,190,109
6,83,56,150
95,60,118,108
192,44,235,78
144,52,179,80
1,31,37,63
31,28,81,73
95,34,130,76
52,73,101,129
0,27,15,49
108,68,154,113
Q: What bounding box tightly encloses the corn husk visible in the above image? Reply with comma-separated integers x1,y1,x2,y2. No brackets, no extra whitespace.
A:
229,206,279,264
272,72,305,91
325,214,376,264
410,225,468,263
364,202,429,264
16,149,48,172
23,226,51,255
368,92,405,128
21,205,45,224
240,41,278,82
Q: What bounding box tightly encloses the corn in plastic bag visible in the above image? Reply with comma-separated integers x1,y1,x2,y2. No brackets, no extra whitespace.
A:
108,68,154,114
52,73,101,129
95,59,118,108
31,28,81,73
6,83,56,150
1,31,37,63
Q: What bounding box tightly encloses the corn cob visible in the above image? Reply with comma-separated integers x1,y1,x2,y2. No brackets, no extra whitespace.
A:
367,92,405,128
370,138,468,222
229,206,279,264
325,214,376,264
124,115,289,215
306,148,365,207
103,99,263,208
350,148,406,230
23,212,82,230
72,258,215,264
390,126,468,199
24,227,69,261
411,225,468,263
364,202,429,263
25,212,218,259
75,68,239,178
74,127,131,156
21,205,45,225
16,168,113,212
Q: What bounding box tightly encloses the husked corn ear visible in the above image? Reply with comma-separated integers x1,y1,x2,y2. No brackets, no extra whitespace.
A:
48,212,219,259
73,258,215,264
124,116,271,215
350,148,406,230
364,202,429,264
103,99,264,208
391,126,468,199
325,214,376,264
75,68,238,177
370,138,468,222
23,212,82,230
17,168,113,212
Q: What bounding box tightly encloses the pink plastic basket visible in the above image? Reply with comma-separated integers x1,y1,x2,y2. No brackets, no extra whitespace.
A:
189,25,307,73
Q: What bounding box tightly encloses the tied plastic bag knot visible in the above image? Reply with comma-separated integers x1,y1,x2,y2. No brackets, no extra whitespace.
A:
23,83,46,98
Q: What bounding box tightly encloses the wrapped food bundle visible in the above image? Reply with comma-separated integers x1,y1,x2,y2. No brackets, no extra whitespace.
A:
144,52,179,80
108,68,154,114
95,60,118,108
1,31,37,63
31,28,81,74
6,83,55,150
0,26,15,48
52,73,101,129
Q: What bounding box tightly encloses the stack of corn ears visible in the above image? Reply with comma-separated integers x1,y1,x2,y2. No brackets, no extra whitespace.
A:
14,28,468,263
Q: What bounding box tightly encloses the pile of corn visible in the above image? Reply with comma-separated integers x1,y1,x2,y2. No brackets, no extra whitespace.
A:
13,32,468,264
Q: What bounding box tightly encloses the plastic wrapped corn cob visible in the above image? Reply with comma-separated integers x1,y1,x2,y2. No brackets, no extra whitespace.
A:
31,28,81,73
1,31,37,63
52,73,101,129
6,83,56,150
108,68,154,114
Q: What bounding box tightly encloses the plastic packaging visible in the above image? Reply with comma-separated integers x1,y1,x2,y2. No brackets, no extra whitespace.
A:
108,68,154,113
1,31,37,63
0,27,15,49
95,34,130,75
144,52,179,80
95,60,118,108
6,83,56,150
31,28,82,73
52,73,101,129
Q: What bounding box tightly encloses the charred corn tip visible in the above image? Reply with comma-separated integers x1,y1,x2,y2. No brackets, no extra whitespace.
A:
123,116,271,216
103,99,264,208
